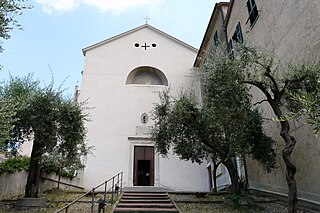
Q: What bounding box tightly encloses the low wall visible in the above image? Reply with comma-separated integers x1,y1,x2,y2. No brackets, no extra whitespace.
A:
0,170,29,200
40,173,83,192
0,171,84,200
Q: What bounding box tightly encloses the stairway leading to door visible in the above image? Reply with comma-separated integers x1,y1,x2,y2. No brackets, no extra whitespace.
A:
113,191,179,212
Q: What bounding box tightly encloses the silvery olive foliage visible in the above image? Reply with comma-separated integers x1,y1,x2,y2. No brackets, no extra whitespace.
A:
230,44,320,213
0,75,91,197
0,0,32,52
152,48,277,193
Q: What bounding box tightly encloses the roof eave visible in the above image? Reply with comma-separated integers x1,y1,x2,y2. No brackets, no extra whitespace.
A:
82,24,148,56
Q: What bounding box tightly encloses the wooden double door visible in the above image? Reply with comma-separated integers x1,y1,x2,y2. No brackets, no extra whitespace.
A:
133,146,154,186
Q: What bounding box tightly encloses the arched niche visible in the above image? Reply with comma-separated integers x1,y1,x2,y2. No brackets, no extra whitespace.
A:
126,66,168,86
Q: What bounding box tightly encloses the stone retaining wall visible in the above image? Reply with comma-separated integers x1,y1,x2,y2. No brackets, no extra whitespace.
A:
0,171,83,200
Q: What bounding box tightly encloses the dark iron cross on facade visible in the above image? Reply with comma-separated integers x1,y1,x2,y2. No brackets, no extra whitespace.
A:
141,43,150,50
134,42,156,50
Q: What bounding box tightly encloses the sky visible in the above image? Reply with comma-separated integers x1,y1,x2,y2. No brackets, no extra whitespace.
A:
1,0,219,96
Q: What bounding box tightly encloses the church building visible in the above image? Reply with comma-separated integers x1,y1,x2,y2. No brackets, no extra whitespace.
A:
78,24,209,191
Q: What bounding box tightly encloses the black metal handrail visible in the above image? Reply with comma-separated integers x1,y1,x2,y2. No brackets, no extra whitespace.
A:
55,172,123,213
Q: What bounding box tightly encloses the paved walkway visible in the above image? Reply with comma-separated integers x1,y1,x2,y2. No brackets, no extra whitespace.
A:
123,186,174,193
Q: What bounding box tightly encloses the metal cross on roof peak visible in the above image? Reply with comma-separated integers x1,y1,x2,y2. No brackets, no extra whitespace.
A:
144,16,150,24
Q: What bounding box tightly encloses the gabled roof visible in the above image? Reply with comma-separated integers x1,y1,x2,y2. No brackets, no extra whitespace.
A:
82,24,198,56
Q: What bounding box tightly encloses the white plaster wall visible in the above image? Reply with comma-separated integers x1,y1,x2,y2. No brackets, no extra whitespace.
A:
159,152,209,192
79,26,208,191
226,0,320,202
20,141,33,157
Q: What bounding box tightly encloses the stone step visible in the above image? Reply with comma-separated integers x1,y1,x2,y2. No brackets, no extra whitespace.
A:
120,199,171,203
117,203,175,208
122,196,169,200
113,192,179,213
123,193,168,197
113,207,179,213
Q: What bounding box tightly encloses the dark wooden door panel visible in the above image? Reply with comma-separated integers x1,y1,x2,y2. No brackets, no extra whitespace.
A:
145,147,154,186
133,146,154,186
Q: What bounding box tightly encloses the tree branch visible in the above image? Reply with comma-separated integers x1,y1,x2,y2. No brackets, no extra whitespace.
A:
240,80,273,103
264,67,279,92
253,99,268,106
280,76,307,97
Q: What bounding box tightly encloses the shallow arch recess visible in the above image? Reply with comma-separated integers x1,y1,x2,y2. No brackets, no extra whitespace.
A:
126,66,168,86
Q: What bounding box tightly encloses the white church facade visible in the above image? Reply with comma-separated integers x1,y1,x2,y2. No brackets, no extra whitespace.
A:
78,24,210,191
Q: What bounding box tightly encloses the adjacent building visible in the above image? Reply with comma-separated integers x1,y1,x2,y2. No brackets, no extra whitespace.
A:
198,0,320,204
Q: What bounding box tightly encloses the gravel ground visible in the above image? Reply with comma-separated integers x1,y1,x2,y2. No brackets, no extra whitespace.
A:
176,202,289,213
170,194,313,213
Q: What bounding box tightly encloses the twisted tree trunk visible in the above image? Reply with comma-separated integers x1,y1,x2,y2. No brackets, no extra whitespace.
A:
280,120,297,213
25,140,42,198
272,104,297,213
224,158,240,194
212,161,220,192
242,76,298,212
203,143,240,193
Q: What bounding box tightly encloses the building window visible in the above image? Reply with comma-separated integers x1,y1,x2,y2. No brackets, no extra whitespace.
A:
246,0,259,26
228,39,234,58
213,31,219,47
229,22,243,58
232,22,243,43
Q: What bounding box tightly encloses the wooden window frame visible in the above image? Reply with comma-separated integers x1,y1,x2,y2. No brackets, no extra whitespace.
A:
213,31,219,47
246,0,259,26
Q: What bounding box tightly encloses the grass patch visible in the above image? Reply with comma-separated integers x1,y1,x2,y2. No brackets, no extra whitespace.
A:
0,190,120,213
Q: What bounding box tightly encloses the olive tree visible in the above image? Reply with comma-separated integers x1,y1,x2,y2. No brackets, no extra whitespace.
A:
152,50,276,193
0,96,16,147
3,75,90,198
290,88,320,134
0,0,31,141
234,45,320,213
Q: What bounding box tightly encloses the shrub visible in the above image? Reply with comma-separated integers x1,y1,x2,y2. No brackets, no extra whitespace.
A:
0,157,30,174
0,156,75,178
59,169,74,179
